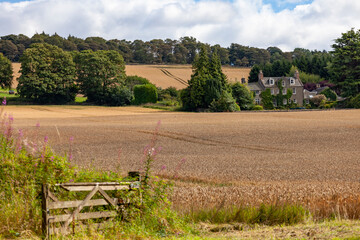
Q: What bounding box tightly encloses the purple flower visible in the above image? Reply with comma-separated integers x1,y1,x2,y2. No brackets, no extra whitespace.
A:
2,97,6,105
44,136,49,144
9,114,13,121
18,129,24,138
161,165,166,171
69,136,74,142
36,122,40,128
50,156,55,161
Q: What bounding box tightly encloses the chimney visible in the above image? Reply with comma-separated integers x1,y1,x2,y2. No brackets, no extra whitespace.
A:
294,69,299,80
258,70,264,81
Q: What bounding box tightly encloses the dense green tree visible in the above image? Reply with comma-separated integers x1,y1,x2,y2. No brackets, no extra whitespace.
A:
231,82,254,110
74,50,127,105
17,43,77,103
0,53,13,89
248,65,261,82
330,28,360,97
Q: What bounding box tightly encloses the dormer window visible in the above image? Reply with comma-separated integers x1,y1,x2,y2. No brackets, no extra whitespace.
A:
269,79,274,85
290,79,295,85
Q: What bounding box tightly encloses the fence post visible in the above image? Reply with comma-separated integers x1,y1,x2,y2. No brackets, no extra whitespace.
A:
41,184,49,239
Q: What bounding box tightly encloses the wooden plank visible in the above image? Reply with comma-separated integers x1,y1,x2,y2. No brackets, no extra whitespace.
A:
49,211,118,223
63,185,99,228
61,185,130,192
42,184,49,239
58,182,133,186
98,187,119,210
48,198,119,210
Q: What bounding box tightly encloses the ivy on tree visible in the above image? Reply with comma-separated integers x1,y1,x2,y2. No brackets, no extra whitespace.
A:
0,53,13,89
17,43,77,104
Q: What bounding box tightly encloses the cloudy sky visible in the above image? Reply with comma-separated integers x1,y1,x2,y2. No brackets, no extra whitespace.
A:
0,0,359,51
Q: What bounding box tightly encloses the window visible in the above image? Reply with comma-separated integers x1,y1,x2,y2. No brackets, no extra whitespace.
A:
255,90,260,95
255,98,260,104
282,80,285,87
290,79,295,85
288,99,292,104
283,99,287,105
283,88,287,95
305,99,310,104
273,99,277,107
293,88,296,94
271,89,274,95
293,99,297,104
269,79,274,85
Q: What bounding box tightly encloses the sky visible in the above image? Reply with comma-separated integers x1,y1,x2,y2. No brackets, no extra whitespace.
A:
0,0,359,51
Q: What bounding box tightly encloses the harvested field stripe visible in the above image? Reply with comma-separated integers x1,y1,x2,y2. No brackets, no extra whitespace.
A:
159,68,188,86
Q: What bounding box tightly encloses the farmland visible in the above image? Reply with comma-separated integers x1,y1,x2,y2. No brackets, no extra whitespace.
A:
6,106,360,216
11,63,250,90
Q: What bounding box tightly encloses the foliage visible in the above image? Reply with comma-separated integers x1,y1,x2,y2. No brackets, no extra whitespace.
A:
104,85,133,106
209,91,240,112
125,75,151,91
259,89,274,110
0,53,13,89
321,88,337,101
248,64,261,83
311,94,327,108
252,105,264,110
17,43,77,104
348,93,360,108
231,82,254,110
181,45,232,111
74,50,126,105
288,65,324,84
133,84,158,105
330,28,360,97
274,80,292,108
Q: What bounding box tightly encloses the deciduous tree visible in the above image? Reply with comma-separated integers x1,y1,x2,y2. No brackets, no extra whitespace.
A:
17,43,77,103
0,53,13,89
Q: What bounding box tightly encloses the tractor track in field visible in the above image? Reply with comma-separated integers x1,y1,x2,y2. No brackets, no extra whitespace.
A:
137,129,291,153
159,68,189,86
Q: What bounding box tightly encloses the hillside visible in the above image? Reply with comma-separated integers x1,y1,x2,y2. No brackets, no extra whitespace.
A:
11,63,250,90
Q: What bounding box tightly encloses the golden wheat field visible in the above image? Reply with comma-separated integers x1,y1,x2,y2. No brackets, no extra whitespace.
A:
5,106,360,213
11,63,250,89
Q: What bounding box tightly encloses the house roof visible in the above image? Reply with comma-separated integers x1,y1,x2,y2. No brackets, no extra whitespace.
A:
261,77,303,87
248,82,264,91
303,89,317,99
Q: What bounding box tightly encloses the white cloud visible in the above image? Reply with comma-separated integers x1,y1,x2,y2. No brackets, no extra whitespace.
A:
0,0,359,51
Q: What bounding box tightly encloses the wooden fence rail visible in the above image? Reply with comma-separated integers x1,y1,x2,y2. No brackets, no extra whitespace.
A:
42,173,141,239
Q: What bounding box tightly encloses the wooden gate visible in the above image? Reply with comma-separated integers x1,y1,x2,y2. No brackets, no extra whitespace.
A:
42,176,141,239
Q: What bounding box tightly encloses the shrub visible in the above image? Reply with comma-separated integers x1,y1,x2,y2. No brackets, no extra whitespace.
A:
311,94,326,108
133,84,158,105
231,82,254,110
104,85,133,106
209,91,240,112
349,93,360,108
125,75,151,91
252,105,264,111
321,88,337,101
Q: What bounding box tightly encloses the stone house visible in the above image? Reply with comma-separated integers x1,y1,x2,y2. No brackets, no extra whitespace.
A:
248,70,305,107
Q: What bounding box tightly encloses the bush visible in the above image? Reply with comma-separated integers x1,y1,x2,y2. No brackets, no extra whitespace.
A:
125,75,151,91
321,88,337,101
133,84,158,105
311,94,327,108
348,94,360,108
252,105,264,111
158,86,179,101
209,91,240,112
104,85,133,106
231,82,254,110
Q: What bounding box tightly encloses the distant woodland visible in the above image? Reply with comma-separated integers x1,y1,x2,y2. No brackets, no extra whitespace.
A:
0,32,330,73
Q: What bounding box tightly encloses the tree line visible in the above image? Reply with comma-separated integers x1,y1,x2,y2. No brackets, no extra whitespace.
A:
0,32,330,68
